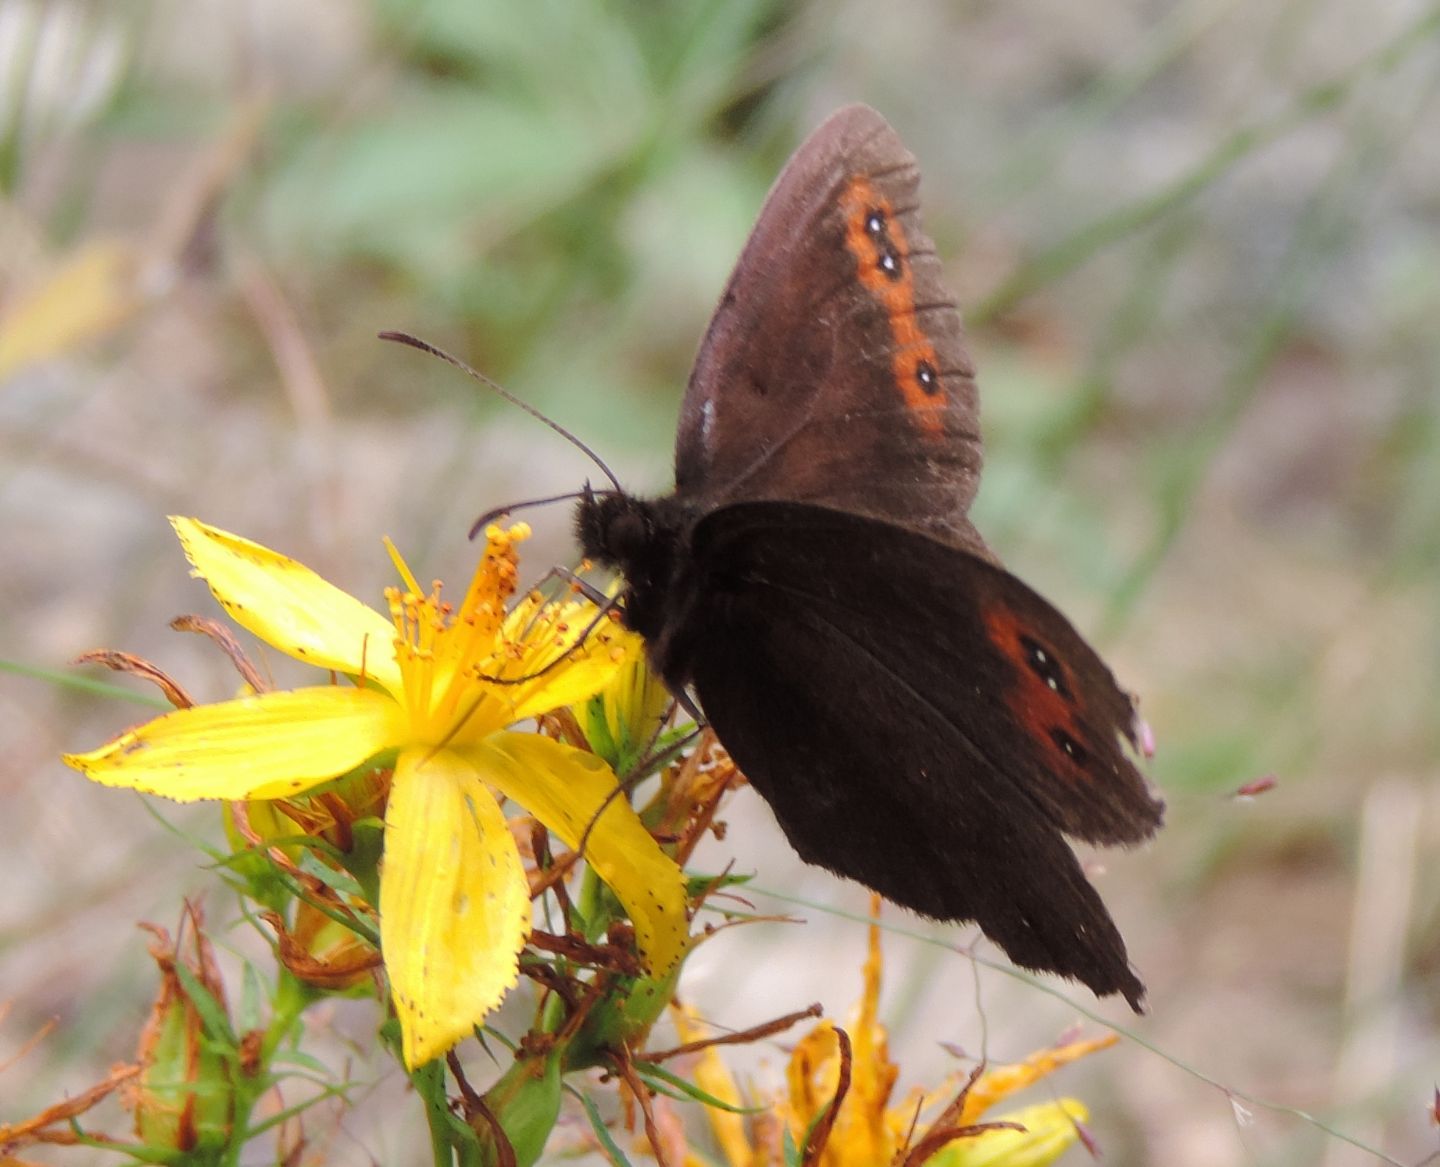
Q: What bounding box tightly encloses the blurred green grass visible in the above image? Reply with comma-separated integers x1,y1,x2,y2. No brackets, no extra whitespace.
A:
2,1,1438,1164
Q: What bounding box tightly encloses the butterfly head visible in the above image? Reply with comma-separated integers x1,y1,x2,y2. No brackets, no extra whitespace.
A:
574,488,697,640
575,487,649,569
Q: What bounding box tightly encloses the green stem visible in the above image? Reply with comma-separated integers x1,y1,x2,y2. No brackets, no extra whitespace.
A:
220,971,314,1167
413,1058,457,1167
263,969,311,1062
575,862,607,943
538,861,611,1040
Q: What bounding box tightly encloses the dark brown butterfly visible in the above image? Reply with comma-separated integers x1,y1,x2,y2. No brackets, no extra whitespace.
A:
576,105,1164,1008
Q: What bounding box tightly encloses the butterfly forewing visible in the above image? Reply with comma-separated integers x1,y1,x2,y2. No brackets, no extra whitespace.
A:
674,106,986,553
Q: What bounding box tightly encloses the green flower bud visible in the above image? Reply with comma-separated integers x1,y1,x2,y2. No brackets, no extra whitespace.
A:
133,918,235,1159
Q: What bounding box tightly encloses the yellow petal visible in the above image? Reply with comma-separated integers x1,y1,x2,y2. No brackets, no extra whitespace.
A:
170,517,404,696
785,1021,845,1128
381,747,529,1068
505,602,643,722
474,732,688,976
929,1100,1087,1167
672,1004,753,1167
959,1035,1117,1124
63,687,406,800
846,916,896,1137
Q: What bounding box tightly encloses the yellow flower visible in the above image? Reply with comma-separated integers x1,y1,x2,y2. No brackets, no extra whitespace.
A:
925,1100,1090,1167
675,912,1113,1167
65,518,689,1068
576,647,673,775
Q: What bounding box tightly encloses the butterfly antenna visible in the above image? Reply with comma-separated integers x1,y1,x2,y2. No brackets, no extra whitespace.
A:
379,330,623,494
469,492,588,540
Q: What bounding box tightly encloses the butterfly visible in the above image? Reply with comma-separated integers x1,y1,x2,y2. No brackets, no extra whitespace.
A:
575,104,1164,1008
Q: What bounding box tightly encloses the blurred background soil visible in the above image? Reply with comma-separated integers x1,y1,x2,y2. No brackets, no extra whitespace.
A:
1,1,1437,1164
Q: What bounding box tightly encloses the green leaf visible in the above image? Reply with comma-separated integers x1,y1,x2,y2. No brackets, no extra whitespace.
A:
570,1085,635,1167
262,88,641,277
238,960,264,1032
173,962,238,1049
3,657,173,708
782,1125,802,1167
632,1059,761,1115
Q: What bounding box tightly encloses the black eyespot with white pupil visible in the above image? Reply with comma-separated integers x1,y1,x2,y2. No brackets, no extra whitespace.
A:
1020,634,1071,699
860,206,904,281
1050,727,1089,767
915,360,940,396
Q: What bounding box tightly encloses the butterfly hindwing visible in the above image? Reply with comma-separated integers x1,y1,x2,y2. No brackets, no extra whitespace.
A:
672,501,1161,1004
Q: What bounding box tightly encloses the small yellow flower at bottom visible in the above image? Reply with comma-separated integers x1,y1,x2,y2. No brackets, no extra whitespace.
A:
927,1100,1089,1167
672,914,1111,1167
65,518,689,1067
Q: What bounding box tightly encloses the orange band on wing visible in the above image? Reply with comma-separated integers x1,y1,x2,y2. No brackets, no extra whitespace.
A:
981,599,1094,785
839,177,945,436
